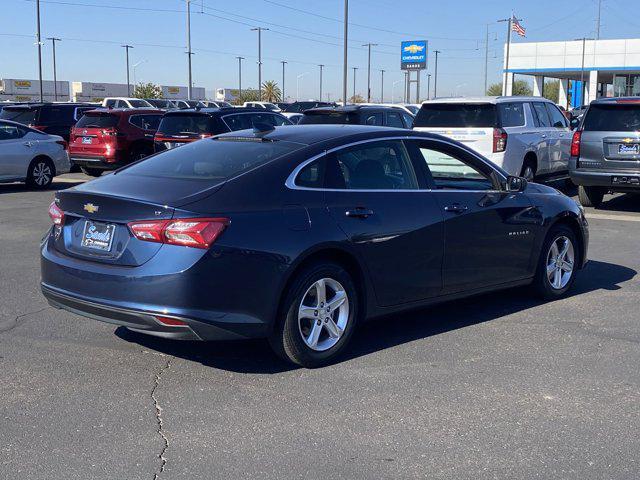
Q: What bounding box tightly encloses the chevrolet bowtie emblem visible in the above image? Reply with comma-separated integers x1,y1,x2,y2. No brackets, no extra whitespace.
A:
622,138,634,143
403,44,425,54
83,203,99,213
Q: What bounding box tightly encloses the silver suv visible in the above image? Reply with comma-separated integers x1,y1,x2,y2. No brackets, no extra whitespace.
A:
570,97,640,207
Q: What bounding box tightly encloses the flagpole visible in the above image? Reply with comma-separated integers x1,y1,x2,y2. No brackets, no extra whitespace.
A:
498,15,513,96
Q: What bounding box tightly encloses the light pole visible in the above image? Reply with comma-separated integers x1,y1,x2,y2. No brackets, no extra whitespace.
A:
392,80,401,103
433,50,441,99
186,0,193,100
363,42,378,102
352,66,358,102
281,61,287,100
427,73,432,100
132,60,147,87
36,0,44,102
47,37,61,101
318,64,324,101
251,27,269,99
297,72,309,101
342,0,349,105
236,56,244,100
122,45,134,96
576,37,594,103
380,69,385,103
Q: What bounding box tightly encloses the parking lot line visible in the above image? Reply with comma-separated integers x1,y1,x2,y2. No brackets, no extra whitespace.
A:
587,213,640,222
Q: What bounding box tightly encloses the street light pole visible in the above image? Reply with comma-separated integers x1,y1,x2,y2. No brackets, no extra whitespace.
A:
318,64,324,102
47,37,61,101
342,0,349,105
251,27,269,99
236,56,244,100
380,69,385,103
351,67,358,102
433,50,441,99
281,61,287,100
362,43,377,102
484,23,490,95
296,72,309,101
427,73,432,100
122,45,133,96
36,0,44,102
186,0,193,100
392,80,401,103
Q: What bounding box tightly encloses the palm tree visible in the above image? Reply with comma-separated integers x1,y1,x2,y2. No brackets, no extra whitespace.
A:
261,80,282,102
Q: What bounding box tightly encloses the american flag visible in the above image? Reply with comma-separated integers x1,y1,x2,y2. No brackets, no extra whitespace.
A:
512,16,526,37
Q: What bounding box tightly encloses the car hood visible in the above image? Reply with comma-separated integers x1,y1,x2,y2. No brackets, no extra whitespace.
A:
525,182,561,195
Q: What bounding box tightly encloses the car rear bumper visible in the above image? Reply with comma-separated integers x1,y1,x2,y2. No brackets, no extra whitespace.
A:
570,169,640,189
70,156,121,170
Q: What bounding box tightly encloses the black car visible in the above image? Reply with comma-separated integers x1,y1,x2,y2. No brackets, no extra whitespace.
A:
299,105,415,128
281,101,335,113
0,102,98,142
154,107,293,151
41,125,588,367
144,98,177,109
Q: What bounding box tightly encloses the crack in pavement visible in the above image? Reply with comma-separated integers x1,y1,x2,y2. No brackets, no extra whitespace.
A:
0,306,53,334
151,357,172,480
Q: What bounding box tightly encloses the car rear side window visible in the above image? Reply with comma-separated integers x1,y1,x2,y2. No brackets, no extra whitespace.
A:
129,114,162,130
295,158,326,188
531,102,552,127
120,138,303,181
414,103,497,128
385,111,404,128
583,104,640,131
546,104,568,128
498,103,525,127
0,108,38,125
158,115,215,135
298,112,359,125
330,140,418,190
364,113,383,126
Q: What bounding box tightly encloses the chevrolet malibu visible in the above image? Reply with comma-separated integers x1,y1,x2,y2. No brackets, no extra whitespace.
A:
41,125,588,367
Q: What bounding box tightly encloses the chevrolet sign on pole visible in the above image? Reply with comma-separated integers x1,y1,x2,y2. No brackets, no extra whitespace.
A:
401,40,428,70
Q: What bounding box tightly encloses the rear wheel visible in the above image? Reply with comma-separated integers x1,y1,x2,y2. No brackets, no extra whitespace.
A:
269,263,358,368
520,158,536,181
80,167,103,177
26,157,54,189
578,185,605,208
533,225,578,299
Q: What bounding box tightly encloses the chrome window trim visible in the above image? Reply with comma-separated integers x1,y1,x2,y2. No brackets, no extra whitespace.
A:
284,135,507,193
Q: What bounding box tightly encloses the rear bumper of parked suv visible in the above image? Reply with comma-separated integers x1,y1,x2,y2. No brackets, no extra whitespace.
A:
570,168,640,190
70,154,124,171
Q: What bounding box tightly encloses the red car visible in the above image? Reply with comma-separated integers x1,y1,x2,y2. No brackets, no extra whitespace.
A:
69,108,164,177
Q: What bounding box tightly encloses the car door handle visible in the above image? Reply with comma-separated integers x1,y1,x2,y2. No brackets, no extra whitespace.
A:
444,204,469,214
23,141,33,147
541,134,547,138
345,208,374,218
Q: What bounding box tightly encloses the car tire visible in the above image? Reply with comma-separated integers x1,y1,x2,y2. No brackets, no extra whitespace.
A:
578,185,605,208
533,224,579,300
26,157,55,189
80,167,103,177
520,158,536,181
130,146,150,162
269,262,359,368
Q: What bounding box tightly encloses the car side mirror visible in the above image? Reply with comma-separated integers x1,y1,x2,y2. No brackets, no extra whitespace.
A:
570,118,580,130
506,175,528,192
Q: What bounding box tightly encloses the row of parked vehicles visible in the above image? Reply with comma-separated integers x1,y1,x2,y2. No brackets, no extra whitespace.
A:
2,96,639,210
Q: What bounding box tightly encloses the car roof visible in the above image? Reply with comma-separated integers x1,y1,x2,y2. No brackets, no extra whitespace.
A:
2,102,95,109
304,105,404,114
421,96,553,105
216,124,424,145
591,96,640,104
162,107,280,116
84,108,163,115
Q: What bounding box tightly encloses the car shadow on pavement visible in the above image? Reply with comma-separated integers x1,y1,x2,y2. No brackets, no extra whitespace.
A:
116,259,635,373
0,180,84,194
592,193,640,213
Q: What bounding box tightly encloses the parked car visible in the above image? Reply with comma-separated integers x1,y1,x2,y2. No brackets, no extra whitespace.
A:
144,99,177,109
413,97,572,181
201,100,233,108
570,105,589,121
285,113,304,125
298,105,414,129
173,99,207,109
360,103,419,116
0,102,98,142
242,101,282,111
0,119,70,188
40,125,588,367
102,98,154,109
280,101,335,113
570,97,640,207
154,107,292,152
69,108,163,177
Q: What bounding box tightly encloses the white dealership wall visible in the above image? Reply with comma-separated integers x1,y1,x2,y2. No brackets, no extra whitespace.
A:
503,39,640,105
0,78,70,102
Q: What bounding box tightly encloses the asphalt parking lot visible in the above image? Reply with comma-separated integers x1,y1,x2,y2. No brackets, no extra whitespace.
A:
1,174,639,480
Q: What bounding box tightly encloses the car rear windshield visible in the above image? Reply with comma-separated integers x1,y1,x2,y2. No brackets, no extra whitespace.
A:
582,104,640,131
157,114,219,136
0,107,37,125
298,111,360,125
414,103,497,128
120,138,303,181
76,113,119,128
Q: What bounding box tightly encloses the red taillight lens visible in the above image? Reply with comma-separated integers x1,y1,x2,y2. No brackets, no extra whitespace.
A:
571,130,582,158
55,140,68,150
127,218,229,249
48,201,64,226
155,316,187,326
493,127,507,153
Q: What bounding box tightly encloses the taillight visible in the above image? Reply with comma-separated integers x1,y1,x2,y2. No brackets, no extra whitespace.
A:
128,218,229,249
56,140,68,150
48,201,64,226
493,127,507,153
155,316,187,326
571,130,582,158
31,125,47,131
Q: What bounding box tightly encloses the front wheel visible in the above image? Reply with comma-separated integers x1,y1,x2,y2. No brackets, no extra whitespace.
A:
533,225,579,300
26,157,54,189
269,263,358,368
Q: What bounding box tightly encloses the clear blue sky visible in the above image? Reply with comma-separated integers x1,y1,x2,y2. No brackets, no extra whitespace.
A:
2,0,638,100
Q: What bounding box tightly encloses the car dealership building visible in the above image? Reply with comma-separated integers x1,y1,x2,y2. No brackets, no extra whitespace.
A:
503,38,640,108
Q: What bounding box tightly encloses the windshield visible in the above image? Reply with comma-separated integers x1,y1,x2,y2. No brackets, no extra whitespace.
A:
414,103,497,128
76,113,118,128
129,99,152,108
157,114,218,136
583,104,640,132
120,138,304,181
0,108,37,124
298,112,359,125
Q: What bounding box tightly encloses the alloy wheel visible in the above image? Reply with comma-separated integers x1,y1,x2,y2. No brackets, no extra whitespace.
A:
298,278,349,352
32,162,52,186
546,235,575,290
522,165,535,181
